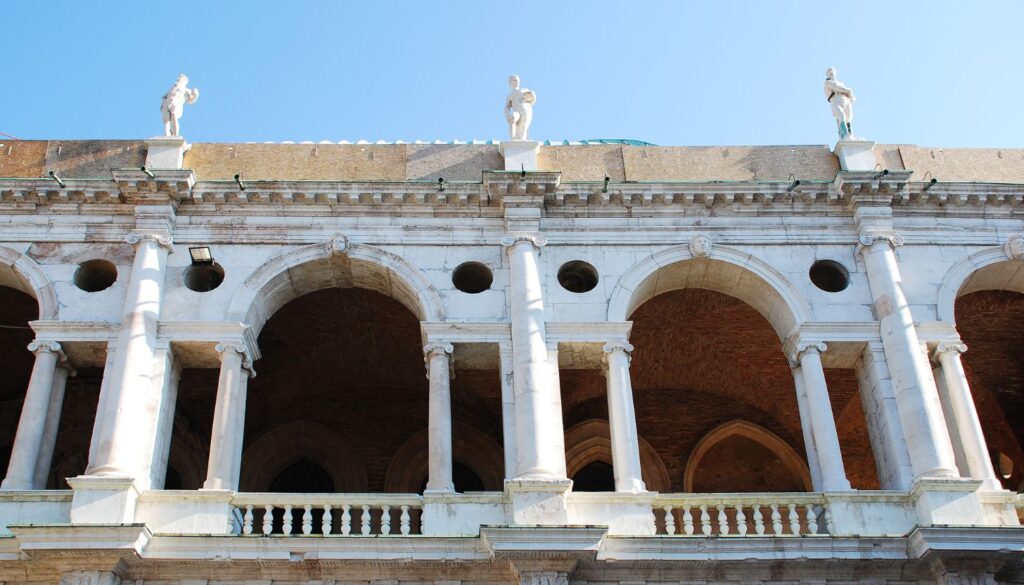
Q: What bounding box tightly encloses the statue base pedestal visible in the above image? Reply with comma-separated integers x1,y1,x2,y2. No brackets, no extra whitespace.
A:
145,136,187,170
834,140,876,171
499,141,542,172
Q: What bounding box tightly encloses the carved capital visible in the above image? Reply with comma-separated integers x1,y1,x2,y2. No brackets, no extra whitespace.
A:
688,234,713,259
602,341,635,363
423,342,454,359
215,343,256,377
501,234,547,249
326,234,349,256
857,233,904,252
126,231,173,251
1004,235,1024,260
933,341,968,361
793,342,828,362
27,340,66,361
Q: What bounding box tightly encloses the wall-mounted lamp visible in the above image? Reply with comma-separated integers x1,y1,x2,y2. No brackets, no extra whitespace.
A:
234,174,246,192
603,176,610,193
520,165,527,179
438,177,445,192
923,177,938,192
787,179,801,192
189,246,214,265
48,170,65,188
140,166,155,178
873,169,889,179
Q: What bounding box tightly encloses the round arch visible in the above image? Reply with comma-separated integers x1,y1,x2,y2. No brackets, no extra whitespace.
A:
383,425,504,493
0,246,57,320
607,243,810,340
937,244,1024,325
239,421,368,492
564,419,672,493
227,239,445,338
683,420,811,493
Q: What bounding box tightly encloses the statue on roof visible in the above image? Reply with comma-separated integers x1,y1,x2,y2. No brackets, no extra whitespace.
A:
824,67,856,140
505,74,537,141
161,74,200,137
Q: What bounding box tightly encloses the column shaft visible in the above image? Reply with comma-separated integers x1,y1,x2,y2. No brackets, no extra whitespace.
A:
603,343,646,493
2,342,64,490
425,343,454,492
499,342,517,478
506,237,566,480
860,238,958,479
204,345,250,491
33,364,72,489
791,366,824,491
796,344,851,491
856,344,913,489
934,344,1000,489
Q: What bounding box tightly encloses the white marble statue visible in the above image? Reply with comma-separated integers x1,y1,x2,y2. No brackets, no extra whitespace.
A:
824,67,856,140
505,74,537,141
160,74,200,137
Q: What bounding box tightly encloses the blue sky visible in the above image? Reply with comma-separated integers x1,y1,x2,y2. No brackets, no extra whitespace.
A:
2,1,1021,147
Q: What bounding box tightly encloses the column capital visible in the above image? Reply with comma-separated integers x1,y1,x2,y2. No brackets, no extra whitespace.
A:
602,341,635,359
125,230,173,251
423,342,454,358
857,233,904,253
215,343,256,377
27,340,66,361
933,341,968,361
501,234,547,249
791,341,827,364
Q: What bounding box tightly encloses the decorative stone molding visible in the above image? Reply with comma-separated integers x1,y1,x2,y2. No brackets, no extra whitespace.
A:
688,234,713,259
125,231,174,251
519,572,569,585
936,572,998,585
1003,235,1024,260
327,233,349,255
27,340,66,361
59,571,122,585
215,342,255,377
501,234,548,248
0,245,59,320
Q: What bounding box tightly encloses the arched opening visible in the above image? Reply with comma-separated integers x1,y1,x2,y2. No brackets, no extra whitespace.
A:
0,286,42,479
685,421,811,492
270,459,335,493
954,288,1024,491
572,461,615,492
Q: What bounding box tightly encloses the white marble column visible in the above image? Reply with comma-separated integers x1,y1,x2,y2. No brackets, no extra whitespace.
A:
793,343,851,491
86,232,172,486
33,362,75,489
2,341,67,490
424,342,455,492
602,342,646,493
790,365,824,491
932,342,1001,490
204,344,254,491
499,341,518,478
855,343,913,490
502,235,567,480
859,235,959,480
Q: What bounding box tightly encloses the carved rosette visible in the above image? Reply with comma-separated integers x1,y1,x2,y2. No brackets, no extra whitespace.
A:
501,234,548,249
688,234,713,259
125,231,174,251
1004,235,1024,261
215,342,256,377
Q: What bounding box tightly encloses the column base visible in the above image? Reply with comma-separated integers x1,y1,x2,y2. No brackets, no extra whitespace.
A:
911,478,1017,527
499,141,542,172
834,140,876,171
67,475,138,525
144,136,187,170
506,478,572,526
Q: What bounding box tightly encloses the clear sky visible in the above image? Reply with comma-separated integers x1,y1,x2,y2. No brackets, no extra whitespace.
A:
2,1,1021,147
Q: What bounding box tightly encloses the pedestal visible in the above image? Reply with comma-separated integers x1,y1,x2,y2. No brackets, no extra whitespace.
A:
67,475,138,524
144,136,186,170
834,140,877,171
506,478,572,526
500,141,542,172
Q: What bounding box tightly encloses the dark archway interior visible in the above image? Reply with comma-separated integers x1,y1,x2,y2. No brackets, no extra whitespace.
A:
572,461,615,492
955,290,1024,491
270,459,336,493
562,288,879,492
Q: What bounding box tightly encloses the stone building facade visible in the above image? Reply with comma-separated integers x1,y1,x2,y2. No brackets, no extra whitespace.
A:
0,136,1021,585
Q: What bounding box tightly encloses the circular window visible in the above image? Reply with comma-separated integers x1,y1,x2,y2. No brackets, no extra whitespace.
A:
557,260,599,293
452,262,493,294
809,260,850,293
74,259,117,292
184,262,225,292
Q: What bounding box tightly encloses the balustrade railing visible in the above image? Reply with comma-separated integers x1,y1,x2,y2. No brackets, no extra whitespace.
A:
653,494,829,536
231,494,423,536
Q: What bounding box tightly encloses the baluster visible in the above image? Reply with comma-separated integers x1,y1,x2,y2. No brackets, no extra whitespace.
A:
662,505,675,535
302,505,313,535
753,504,765,535
699,505,712,536
282,504,294,535
716,504,729,535
262,504,274,536
770,503,782,535
805,504,818,534
341,504,352,535
682,507,694,535
381,505,392,535
735,505,747,536
824,505,834,534
361,505,371,535
400,505,411,535
787,503,800,535
242,505,254,535
322,504,333,535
